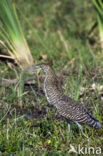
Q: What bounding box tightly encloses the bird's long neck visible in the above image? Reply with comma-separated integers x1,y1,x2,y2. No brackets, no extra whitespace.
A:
43,68,63,106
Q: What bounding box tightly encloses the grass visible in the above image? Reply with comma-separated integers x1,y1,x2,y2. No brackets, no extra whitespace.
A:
92,0,103,50
0,0,103,155
0,0,34,69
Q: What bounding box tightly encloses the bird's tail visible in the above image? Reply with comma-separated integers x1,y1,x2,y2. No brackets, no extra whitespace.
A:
86,113,101,129
87,120,101,129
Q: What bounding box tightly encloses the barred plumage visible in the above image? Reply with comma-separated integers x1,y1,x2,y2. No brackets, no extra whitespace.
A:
24,63,101,130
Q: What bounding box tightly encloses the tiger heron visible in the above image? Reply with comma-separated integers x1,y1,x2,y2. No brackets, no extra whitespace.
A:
23,63,101,134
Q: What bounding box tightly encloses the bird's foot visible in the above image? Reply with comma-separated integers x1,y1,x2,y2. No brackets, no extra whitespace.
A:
75,122,89,138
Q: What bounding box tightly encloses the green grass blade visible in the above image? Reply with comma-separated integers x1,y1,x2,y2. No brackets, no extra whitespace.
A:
0,0,34,69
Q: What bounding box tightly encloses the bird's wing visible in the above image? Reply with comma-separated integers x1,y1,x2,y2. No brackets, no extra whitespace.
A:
56,95,98,124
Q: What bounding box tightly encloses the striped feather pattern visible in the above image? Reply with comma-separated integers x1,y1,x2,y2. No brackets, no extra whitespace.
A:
41,64,101,129
26,63,101,129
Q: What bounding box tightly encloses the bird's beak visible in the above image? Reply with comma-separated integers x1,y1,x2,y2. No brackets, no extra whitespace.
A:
22,65,41,74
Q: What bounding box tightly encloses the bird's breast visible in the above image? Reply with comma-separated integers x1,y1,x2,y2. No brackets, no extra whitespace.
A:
44,84,61,106
44,85,58,105
43,74,63,106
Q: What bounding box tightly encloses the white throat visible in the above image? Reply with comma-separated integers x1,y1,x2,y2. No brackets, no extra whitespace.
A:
43,72,51,104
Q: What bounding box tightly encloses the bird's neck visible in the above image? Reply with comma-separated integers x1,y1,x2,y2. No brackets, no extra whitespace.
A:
43,69,63,105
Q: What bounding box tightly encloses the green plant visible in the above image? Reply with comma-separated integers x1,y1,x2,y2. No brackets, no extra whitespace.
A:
0,0,34,69
92,0,103,50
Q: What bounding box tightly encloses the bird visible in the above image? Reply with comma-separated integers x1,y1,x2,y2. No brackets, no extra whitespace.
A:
22,63,101,134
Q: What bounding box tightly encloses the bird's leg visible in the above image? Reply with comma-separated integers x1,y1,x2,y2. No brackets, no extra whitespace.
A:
67,123,73,138
75,122,88,138
75,122,83,132
68,123,71,132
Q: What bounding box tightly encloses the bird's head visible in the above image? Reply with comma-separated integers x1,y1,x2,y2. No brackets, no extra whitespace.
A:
22,63,50,74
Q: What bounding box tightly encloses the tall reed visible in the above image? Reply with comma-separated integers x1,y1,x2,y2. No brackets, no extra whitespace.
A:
92,0,103,50
0,0,34,69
